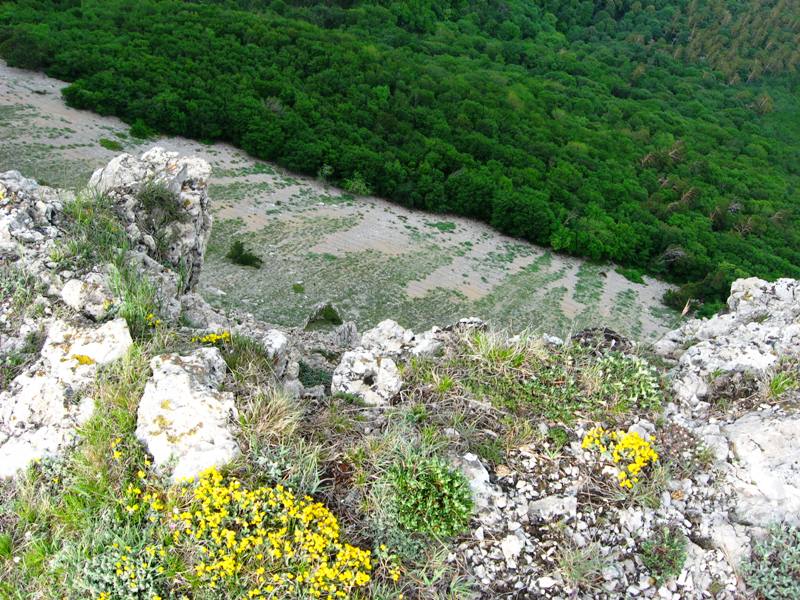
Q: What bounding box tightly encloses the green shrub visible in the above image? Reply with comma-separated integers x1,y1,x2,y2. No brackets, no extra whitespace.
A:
388,455,473,538
744,523,800,599
60,192,127,270
129,119,155,139
98,137,123,151
226,239,263,268
342,171,371,195
640,525,687,584
298,360,332,390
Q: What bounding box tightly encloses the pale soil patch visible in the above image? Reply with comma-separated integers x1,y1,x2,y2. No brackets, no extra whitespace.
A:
0,61,678,341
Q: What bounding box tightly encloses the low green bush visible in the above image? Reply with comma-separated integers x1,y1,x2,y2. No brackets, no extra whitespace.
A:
640,525,687,584
226,239,263,268
298,360,332,390
388,455,472,538
744,523,800,599
98,138,123,151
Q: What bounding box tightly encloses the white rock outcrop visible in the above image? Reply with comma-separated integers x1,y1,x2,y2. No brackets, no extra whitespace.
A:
89,147,212,291
135,348,239,481
60,273,115,321
331,319,442,405
656,277,800,406
0,318,132,477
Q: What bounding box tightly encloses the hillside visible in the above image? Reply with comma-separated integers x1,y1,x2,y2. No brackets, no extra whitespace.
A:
1,0,799,313
1,149,799,599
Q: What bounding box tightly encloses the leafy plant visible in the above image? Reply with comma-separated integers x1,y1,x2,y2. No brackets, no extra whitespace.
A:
768,371,798,399
226,239,263,268
98,137,123,151
387,455,473,538
640,525,687,584
557,541,608,593
744,523,800,599
298,360,332,390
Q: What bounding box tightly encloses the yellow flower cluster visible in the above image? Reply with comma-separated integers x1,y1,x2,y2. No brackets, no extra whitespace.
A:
146,313,163,328
582,426,659,489
191,331,232,345
72,353,96,365
173,468,371,599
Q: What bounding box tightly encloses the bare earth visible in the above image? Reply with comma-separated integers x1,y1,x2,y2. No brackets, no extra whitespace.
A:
0,61,678,341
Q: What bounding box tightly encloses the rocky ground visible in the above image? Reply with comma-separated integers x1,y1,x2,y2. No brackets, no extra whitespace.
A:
0,149,797,599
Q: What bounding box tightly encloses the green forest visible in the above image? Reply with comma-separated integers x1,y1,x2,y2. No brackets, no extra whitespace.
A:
1,0,798,313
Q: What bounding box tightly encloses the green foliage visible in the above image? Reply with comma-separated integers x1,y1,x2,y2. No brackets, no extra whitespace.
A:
136,180,183,226
297,360,332,390
98,137,123,151
557,542,607,593
59,192,127,271
0,265,42,323
59,193,161,340
434,330,662,423
640,525,688,585
768,370,798,398
71,527,172,599
428,221,456,233
226,239,263,268
589,353,663,413
342,171,371,196
2,0,798,310
616,267,645,284
387,455,473,538
291,282,305,294
109,263,158,341
744,523,800,599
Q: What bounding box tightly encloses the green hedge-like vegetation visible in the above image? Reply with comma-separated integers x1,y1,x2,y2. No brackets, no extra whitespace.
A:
1,0,798,310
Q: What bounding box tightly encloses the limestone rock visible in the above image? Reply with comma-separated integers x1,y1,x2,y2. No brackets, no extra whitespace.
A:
89,147,212,291
361,319,442,357
303,301,344,331
723,412,800,526
60,273,114,321
452,453,499,513
136,348,239,482
331,350,400,406
656,277,800,406
0,318,132,477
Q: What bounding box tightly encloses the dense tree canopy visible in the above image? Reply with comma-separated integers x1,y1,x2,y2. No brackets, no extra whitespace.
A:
1,0,798,313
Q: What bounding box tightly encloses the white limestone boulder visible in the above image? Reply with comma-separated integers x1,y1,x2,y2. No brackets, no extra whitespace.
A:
136,348,239,481
0,318,132,477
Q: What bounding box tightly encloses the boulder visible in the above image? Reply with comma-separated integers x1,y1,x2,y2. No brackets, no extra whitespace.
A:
89,147,212,291
303,301,344,331
136,348,239,482
0,318,132,477
60,273,115,321
361,319,443,357
331,350,401,406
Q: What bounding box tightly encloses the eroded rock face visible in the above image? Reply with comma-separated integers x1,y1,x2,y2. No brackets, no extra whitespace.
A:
655,277,800,407
0,318,133,477
135,348,239,482
89,147,212,291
